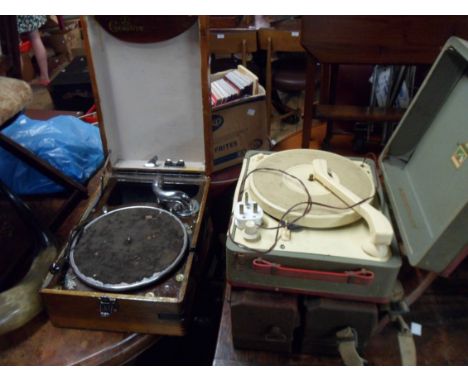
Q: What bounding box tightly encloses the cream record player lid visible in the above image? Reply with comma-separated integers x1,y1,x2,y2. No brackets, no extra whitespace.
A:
248,149,375,228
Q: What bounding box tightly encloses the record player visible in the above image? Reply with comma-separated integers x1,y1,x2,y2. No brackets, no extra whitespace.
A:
227,149,401,302
40,16,213,335
226,37,468,304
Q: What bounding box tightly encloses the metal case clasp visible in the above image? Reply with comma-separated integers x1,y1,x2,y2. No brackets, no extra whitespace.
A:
99,297,118,318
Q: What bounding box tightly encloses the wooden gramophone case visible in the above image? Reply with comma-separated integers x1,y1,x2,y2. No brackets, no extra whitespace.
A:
40,16,213,335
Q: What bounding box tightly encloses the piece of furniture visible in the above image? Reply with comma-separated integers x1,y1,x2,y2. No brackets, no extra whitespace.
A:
0,77,32,125
0,77,91,231
300,16,468,149
209,16,244,29
0,163,160,365
0,313,158,365
209,28,257,71
258,27,306,134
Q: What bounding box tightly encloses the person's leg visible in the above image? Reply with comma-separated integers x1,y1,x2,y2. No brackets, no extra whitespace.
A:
29,30,49,83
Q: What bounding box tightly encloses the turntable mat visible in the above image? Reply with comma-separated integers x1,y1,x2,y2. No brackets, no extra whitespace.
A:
71,207,187,287
249,149,374,228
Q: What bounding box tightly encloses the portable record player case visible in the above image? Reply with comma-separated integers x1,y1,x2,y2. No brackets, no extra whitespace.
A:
226,36,468,303
40,16,213,335
227,151,402,303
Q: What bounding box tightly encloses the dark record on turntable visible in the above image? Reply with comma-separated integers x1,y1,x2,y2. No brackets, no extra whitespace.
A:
69,206,188,292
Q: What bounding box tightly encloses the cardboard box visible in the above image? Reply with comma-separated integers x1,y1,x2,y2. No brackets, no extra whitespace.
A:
211,69,269,172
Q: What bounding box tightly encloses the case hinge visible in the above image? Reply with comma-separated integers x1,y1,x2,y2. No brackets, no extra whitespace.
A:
99,297,118,318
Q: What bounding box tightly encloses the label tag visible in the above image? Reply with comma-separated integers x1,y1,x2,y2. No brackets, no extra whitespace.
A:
291,31,300,37
451,142,468,169
217,34,225,39
410,322,422,336
247,108,256,116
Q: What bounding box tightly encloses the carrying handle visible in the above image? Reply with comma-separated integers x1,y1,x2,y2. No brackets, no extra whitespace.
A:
312,159,394,258
252,258,374,285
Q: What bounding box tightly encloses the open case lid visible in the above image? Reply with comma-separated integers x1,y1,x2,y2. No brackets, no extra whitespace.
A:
380,37,468,273
82,16,212,174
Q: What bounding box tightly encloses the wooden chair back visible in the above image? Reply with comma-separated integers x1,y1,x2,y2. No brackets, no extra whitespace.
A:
258,28,303,53
209,29,257,67
258,28,305,135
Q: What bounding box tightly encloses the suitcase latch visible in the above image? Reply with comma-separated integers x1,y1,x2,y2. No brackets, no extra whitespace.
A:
164,158,185,168
99,297,118,318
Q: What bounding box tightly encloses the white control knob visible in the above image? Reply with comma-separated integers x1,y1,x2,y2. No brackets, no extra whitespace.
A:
243,220,261,241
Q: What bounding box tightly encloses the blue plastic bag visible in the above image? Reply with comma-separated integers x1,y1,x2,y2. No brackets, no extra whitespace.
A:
0,114,104,195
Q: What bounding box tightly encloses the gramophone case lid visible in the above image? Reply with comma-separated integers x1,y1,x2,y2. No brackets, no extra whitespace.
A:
84,16,207,172
379,37,468,273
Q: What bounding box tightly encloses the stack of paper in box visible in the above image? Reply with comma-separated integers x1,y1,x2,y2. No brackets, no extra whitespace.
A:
210,66,258,107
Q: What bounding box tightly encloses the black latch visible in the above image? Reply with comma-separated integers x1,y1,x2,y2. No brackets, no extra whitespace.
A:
99,297,118,318
49,262,62,275
164,158,185,167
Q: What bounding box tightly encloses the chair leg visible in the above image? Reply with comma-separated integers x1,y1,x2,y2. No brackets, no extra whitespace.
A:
272,90,301,125
271,89,288,114
266,37,272,136
301,55,317,148
322,120,334,150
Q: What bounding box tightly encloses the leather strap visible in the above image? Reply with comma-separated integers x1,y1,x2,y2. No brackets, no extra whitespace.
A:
336,327,367,366
252,258,374,285
395,315,417,366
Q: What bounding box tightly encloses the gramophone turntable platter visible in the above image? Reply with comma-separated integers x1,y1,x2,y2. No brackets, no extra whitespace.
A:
248,149,375,228
69,205,188,292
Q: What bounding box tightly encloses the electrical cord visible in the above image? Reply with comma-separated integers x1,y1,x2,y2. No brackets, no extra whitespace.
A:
228,163,376,255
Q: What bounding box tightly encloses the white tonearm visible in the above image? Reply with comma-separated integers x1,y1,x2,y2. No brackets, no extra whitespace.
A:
312,159,394,258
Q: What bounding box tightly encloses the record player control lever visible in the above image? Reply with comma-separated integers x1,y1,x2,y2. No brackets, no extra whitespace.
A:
312,159,394,259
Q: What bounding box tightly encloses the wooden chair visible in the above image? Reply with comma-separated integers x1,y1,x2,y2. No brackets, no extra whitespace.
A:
300,16,468,149
0,77,89,231
258,28,305,135
209,28,257,68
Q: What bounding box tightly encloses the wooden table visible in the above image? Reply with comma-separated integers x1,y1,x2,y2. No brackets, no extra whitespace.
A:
0,169,159,365
213,262,468,366
0,111,160,364
0,313,157,365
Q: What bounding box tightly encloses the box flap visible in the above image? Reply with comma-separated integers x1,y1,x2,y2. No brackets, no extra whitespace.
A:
84,16,207,172
380,37,468,273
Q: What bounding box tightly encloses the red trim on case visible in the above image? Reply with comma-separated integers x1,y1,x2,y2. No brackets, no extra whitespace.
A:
252,258,375,285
